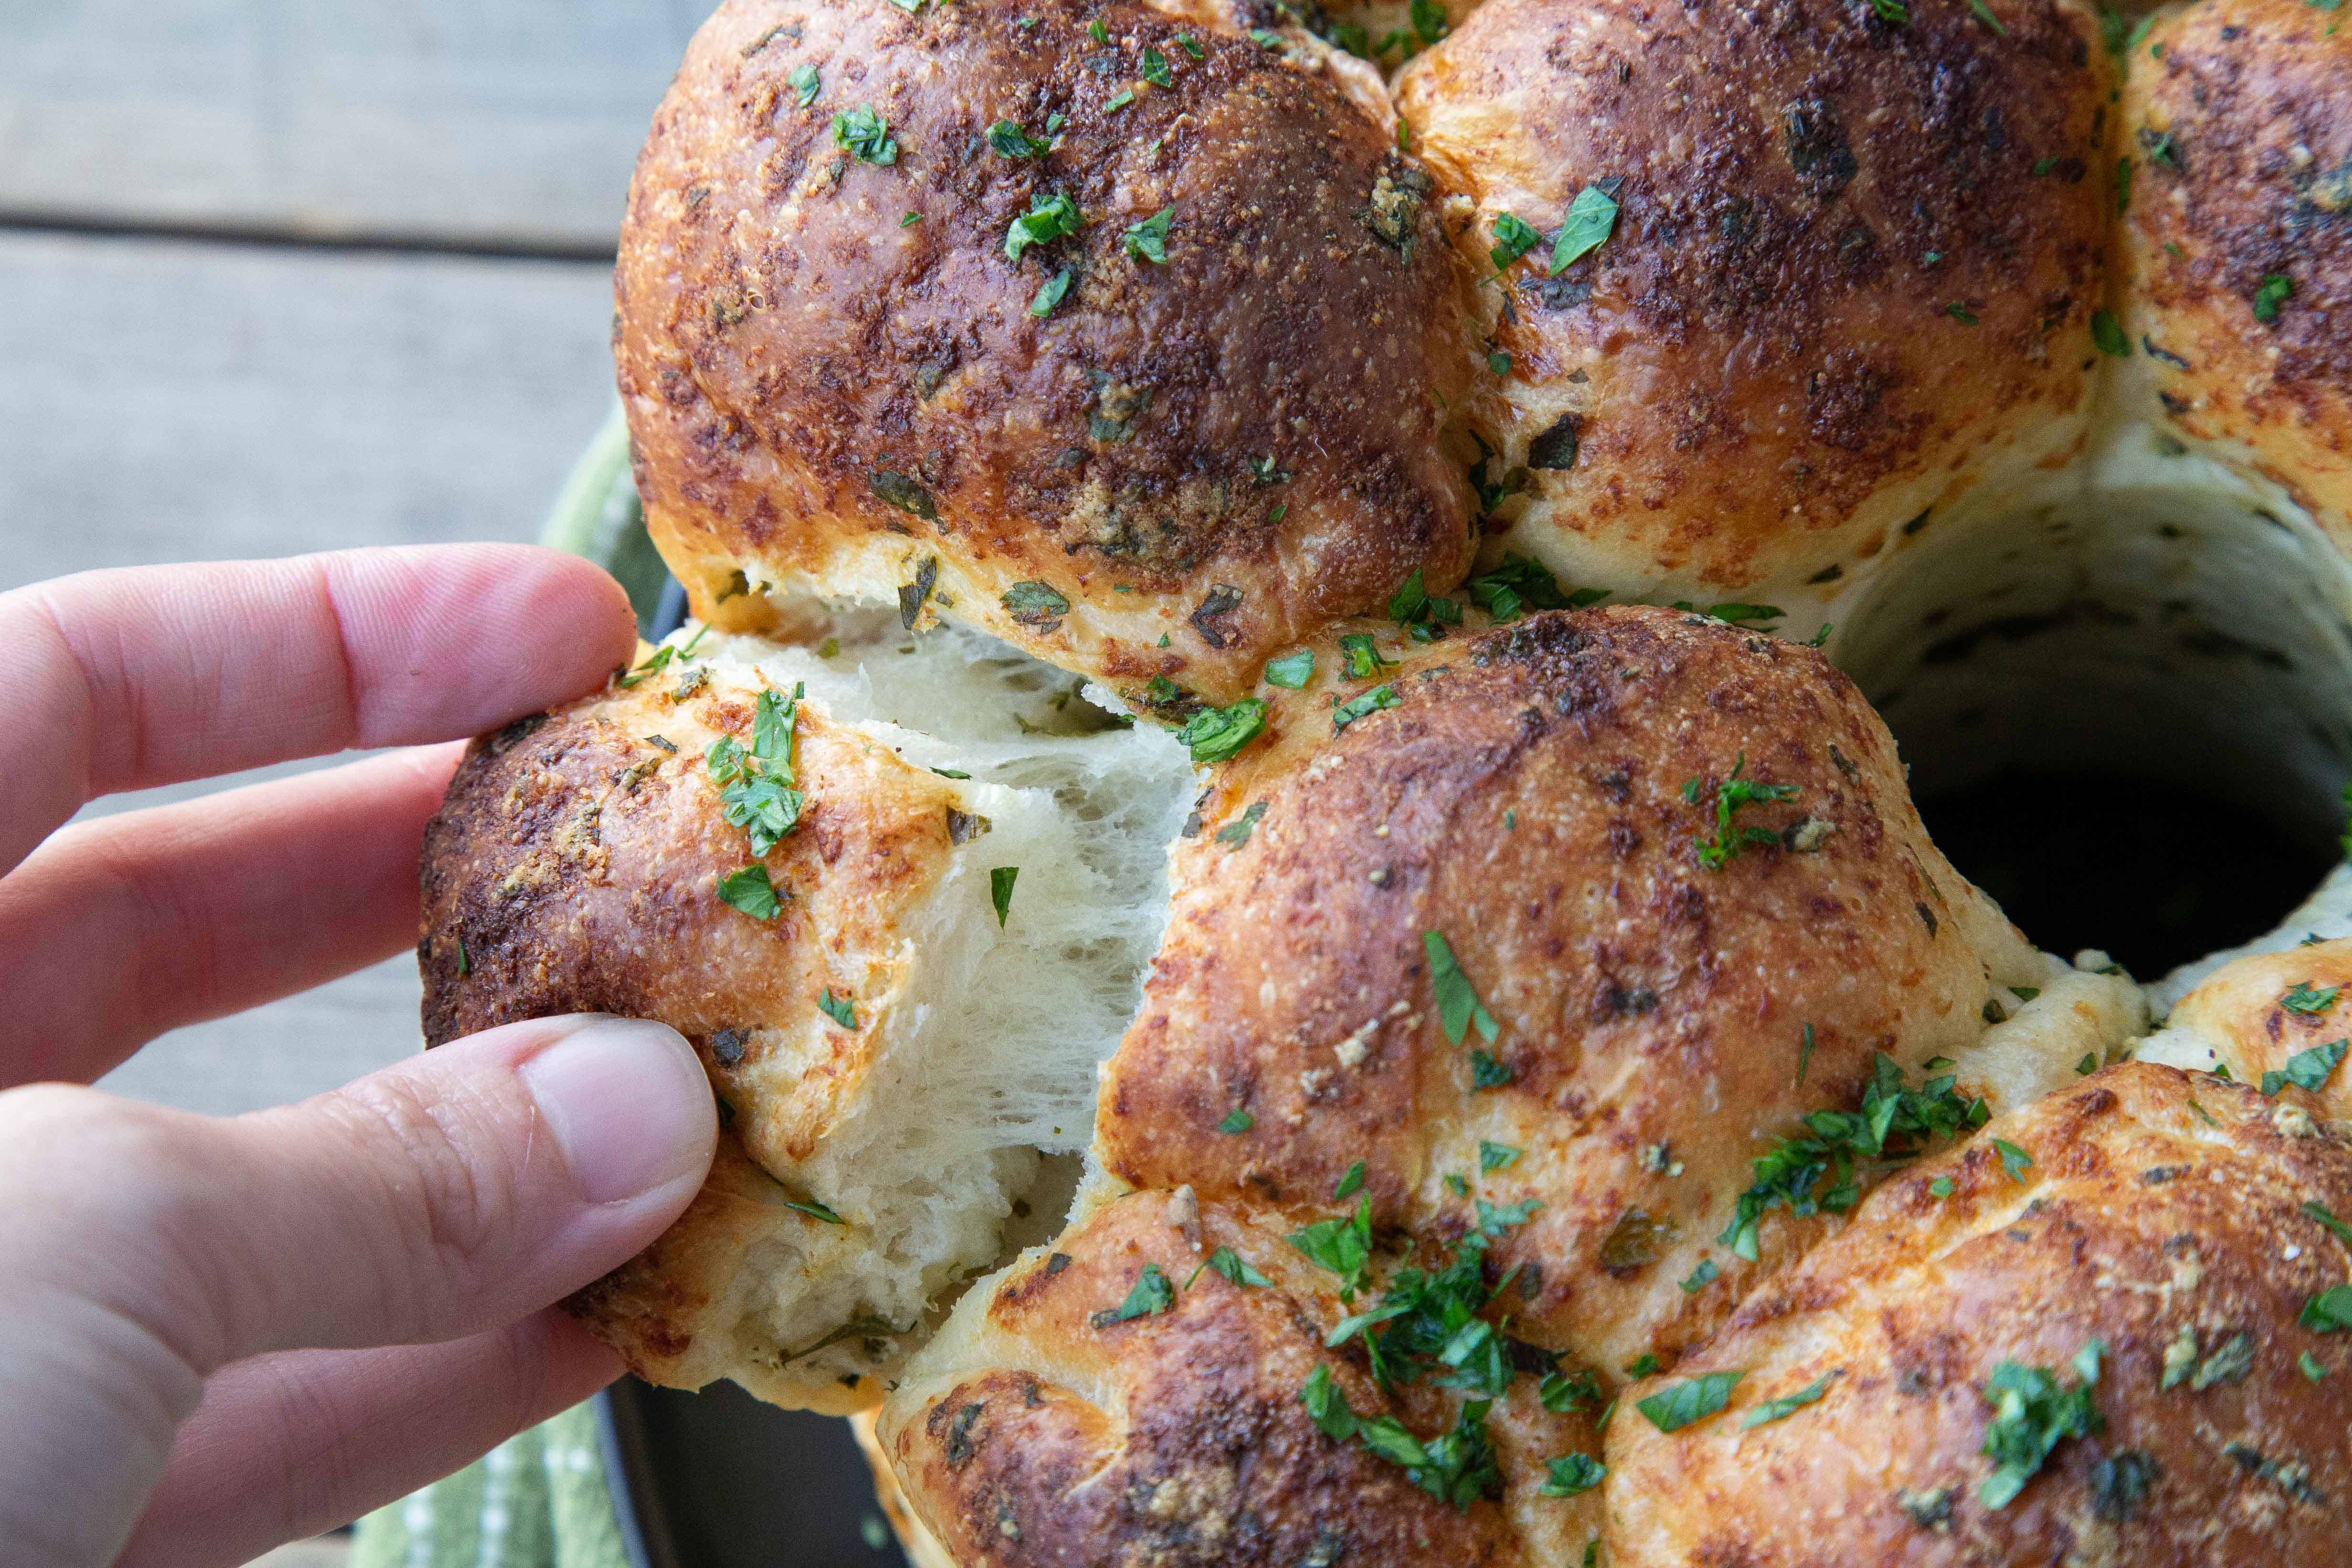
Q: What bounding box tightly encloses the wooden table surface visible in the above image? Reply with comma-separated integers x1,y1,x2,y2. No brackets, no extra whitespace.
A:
1,0,704,1116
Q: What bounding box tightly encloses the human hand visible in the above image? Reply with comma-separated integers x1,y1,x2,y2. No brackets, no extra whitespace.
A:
0,548,719,1568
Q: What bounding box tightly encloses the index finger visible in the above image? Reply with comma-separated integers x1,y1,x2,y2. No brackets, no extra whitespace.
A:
0,544,636,874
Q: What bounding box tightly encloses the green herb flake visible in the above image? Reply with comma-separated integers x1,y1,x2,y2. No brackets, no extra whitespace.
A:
1339,632,1393,678
2304,1285,2352,1333
1175,31,1204,55
1966,0,2009,31
1638,1370,1745,1433
1930,1176,1955,1198
787,63,820,107
1541,1453,1606,1496
832,105,899,164
2077,1052,2100,1075
1332,684,1400,733
1106,87,1136,111
931,767,971,779
1550,184,1620,274
819,988,857,1029
1088,16,1109,41
2284,982,2342,1014
1424,931,1501,1045
1977,1341,2105,1510
2012,986,2042,1002
1470,1049,1513,1089
1464,554,1605,621
2303,1352,2331,1381
2305,1201,2352,1248
1489,211,1544,270
2262,1039,2347,1097
1994,1138,2034,1183
1006,192,1083,261
1264,648,1315,688
1797,1022,1816,1086
788,1198,845,1224
1186,1246,1271,1289
2248,273,2286,324
1218,1106,1254,1134
1488,350,1512,377
1029,268,1075,317
1177,697,1267,763
1480,1140,1522,1172
1123,205,1174,263
987,118,1052,158
989,865,1018,927
1679,1258,1720,1294
1140,46,1173,85
1248,25,1283,46
1104,1262,1175,1322
1334,1160,1367,1200
1541,1369,1601,1412
1215,800,1270,848
1410,0,1449,42
717,864,782,919
1683,752,1799,871
1002,579,1072,626
1947,301,1981,325
1288,1200,1375,1299
1742,1371,1835,1428
2091,309,2132,357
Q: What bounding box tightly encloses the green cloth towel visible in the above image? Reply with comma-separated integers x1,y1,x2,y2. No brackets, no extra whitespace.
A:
349,1402,630,1568
350,408,665,1568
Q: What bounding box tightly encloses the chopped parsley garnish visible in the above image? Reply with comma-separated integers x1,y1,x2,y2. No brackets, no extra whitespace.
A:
1704,602,1785,626
1470,1050,1512,1089
1298,1367,1502,1510
1186,1246,1271,1288
1741,1371,1834,1428
1993,1139,2034,1183
1541,1453,1606,1495
1947,301,1981,326
1479,1140,1522,1172
1001,580,1071,626
1550,184,1619,274
1718,1052,1988,1261
1966,0,2008,31
1334,1160,1366,1200
787,63,820,107
1248,25,1283,46
1464,554,1605,621
2091,309,2131,357
2263,1039,2347,1097
2284,982,2342,1013
1087,16,1108,42
1488,351,1511,377
818,988,857,1029
989,865,1018,926
1388,567,1463,641
1869,0,1909,23
2304,1285,2352,1332
1489,211,1543,270
987,118,1052,158
1424,931,1500,1044
2011,986,2041,1002
1177,697,1267,762
1123,205,1174,263
708,686,806,855
1930,1176,1954,1198
1105,87,1135,111
1029,268,1074,317
1215,801,1269,847
1289,1200,1375,1299
1264,648,1315,688
1321,1201,1538,1403
1332,684,1399,733
2077,1052,2099,1075
832,105,899,164
1140,46,1173,84
1797,1023,1815,1085
1218,1107,1254,1134
1977,1341,2104,1510
787,1198,845,1224
1541,1369,1601,1412
716,864,781,919
1626,1354,1661,1378
1683,752,1798,871
2303,1352,2331,1381
1006,192,1082,261
932,767,971,779
1174,31,1204,55
899,210,922,226
1339,632,1393,678
1679,1258,1719,1294
1638,1370,1744,1432
2306,1201,2352,1248
1104,1263,1175,1322
1410,0,1449,44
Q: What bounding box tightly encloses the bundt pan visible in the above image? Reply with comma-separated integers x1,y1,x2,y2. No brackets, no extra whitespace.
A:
452,0,2352,1557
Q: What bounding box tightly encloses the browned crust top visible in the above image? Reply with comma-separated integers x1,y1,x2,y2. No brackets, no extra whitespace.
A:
618,0,1478,702
1099,605,2021,1371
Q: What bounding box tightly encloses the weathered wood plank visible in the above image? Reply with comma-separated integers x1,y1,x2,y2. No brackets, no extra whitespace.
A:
1,230,623,1112
0,0,701,253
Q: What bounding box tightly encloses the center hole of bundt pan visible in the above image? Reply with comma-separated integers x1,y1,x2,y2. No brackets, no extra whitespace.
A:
1831,452,2352,980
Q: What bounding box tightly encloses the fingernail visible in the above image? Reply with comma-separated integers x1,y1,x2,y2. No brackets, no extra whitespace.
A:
519,1017,714,1204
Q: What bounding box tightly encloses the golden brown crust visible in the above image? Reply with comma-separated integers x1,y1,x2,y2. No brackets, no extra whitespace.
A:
2117,0,2352,535
618,0,1478,704
880,1189,1601,1568
1603,1063,2352,1567
419,667,973,1409
2154,938,2352,1119
1097,605,2042,1374
1396,0,2112,600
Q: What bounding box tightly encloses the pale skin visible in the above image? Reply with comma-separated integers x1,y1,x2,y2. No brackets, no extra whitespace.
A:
0,547,720,1568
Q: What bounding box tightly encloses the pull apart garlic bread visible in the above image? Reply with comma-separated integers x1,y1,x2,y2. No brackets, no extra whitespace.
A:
418,0,2352,1554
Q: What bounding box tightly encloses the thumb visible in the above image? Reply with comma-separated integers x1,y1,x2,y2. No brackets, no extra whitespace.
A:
2,1011,714,1371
